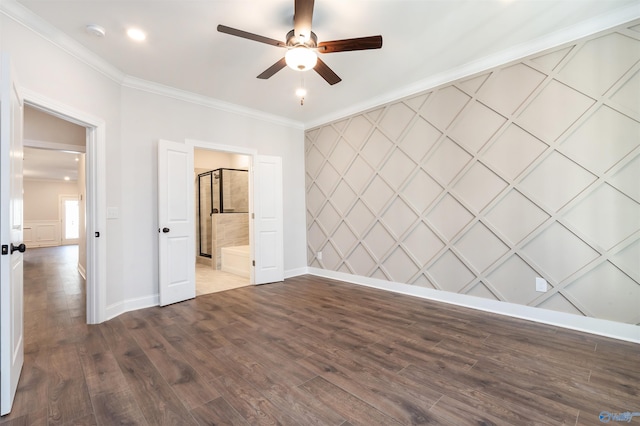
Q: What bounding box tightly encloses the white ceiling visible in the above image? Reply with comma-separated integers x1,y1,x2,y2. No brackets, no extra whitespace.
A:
7,0,640,127
23,147,80,181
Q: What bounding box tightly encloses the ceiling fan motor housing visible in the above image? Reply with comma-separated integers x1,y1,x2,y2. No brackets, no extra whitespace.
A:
286,29,318,48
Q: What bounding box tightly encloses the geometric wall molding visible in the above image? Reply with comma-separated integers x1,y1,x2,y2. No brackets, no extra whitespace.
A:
306,19,640,326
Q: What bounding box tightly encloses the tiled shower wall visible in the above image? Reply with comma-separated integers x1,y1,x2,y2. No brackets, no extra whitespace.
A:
305,21,640,325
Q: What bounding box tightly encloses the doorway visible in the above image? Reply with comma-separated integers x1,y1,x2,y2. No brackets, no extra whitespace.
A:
194,149,252,295
23,105,86,311
22,90,107,324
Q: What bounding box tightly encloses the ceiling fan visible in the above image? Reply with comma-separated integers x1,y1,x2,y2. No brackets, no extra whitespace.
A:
217,0,383,85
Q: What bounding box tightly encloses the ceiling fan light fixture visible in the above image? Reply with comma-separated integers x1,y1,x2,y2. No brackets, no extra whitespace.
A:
285,46,317,71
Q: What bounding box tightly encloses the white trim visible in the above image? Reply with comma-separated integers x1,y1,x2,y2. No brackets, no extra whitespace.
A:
0,0,124,84
105,295,159,321
123,77,303,130
0,1,303,131
4,0,637,131
284,267,308,279
24,138,85,153
306,6,640,129
21,88,107,325
307,267,640,344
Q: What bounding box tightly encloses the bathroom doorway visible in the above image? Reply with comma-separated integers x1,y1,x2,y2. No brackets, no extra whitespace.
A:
194,149,251,295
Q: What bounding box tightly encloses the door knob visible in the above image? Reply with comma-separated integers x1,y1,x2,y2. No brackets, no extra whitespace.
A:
162,227,170,233
10,243,26,254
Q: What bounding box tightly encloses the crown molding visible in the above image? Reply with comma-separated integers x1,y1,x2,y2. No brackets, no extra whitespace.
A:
305,4,640,129
0,0,125,83
0,0,304,130
122,76,304,130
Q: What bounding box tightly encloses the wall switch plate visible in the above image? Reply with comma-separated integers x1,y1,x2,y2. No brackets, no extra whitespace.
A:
535,277,548,292
106,207,119,219
317,251,323,260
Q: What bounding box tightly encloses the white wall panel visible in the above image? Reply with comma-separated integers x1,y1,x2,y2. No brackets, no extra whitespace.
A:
306,20,640,326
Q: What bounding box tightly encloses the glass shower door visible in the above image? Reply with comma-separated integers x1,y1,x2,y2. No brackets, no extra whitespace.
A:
198,172,213,257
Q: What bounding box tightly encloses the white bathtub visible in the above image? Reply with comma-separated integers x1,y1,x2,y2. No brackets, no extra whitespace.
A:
221,245,250,278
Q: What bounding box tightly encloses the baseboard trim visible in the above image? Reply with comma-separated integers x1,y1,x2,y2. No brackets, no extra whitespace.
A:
105,295,159,321
306,267,640,344
284,267,309,279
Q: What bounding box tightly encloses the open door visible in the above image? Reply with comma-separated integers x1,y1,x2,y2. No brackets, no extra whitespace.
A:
158,139,195,306
0,54,25,415
253,155,284,284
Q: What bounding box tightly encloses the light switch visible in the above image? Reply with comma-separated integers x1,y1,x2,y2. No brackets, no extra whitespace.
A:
106,207,119,219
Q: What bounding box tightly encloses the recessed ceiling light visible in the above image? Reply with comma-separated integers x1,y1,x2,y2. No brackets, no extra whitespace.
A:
127,28,146,41
64,176,70,181
85,24,106,37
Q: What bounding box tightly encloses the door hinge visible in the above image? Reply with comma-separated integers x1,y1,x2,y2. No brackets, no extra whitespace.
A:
251,213,255,219
252,260,255,267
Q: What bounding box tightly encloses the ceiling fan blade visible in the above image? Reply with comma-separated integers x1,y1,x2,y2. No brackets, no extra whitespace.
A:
314,57,341,85
318,35,383,53
294,0,314,38
217,25,286,48
257,58,287,79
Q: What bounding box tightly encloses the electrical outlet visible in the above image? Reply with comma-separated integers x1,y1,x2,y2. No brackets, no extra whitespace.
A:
317,251,323,260
535,277,548,292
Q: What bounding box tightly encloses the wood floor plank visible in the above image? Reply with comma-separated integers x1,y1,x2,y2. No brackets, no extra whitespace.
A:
298,376,403,426
91,389,148,425
115,352,199,425
297,351,440,424
213,372,299,425
4,248,637,426
160,324,229,382
127,323,221,409
261,382,346,426
47,345,94,425
190,397,251,426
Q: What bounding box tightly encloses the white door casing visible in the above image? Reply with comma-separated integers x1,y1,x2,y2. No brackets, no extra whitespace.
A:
22,90,107,324
158,139,195,306
253,155,284,284
0,54,25,416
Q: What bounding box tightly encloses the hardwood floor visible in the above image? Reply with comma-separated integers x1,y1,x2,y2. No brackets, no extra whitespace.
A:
1,246,638,425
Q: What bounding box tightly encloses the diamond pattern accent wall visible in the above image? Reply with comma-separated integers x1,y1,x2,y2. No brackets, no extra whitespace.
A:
305,21,640,325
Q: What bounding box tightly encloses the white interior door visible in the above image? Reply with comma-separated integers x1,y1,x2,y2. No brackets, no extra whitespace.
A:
253,155,284,284
158,139,195,306
0,54,25,416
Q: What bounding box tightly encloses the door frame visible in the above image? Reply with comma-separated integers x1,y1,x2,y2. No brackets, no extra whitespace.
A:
186,139,258,285
22,89,106,324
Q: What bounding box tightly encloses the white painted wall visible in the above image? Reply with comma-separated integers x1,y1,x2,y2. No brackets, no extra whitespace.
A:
1,12,306,316
119,87,306,305
23,179,79,221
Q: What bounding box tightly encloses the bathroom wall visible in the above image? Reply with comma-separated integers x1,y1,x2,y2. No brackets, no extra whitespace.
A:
224,169,249,212
194,149,251,268
212,214,250,270
305,21,640,326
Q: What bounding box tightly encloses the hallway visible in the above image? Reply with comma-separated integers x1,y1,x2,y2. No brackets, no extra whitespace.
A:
11,245,88,423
